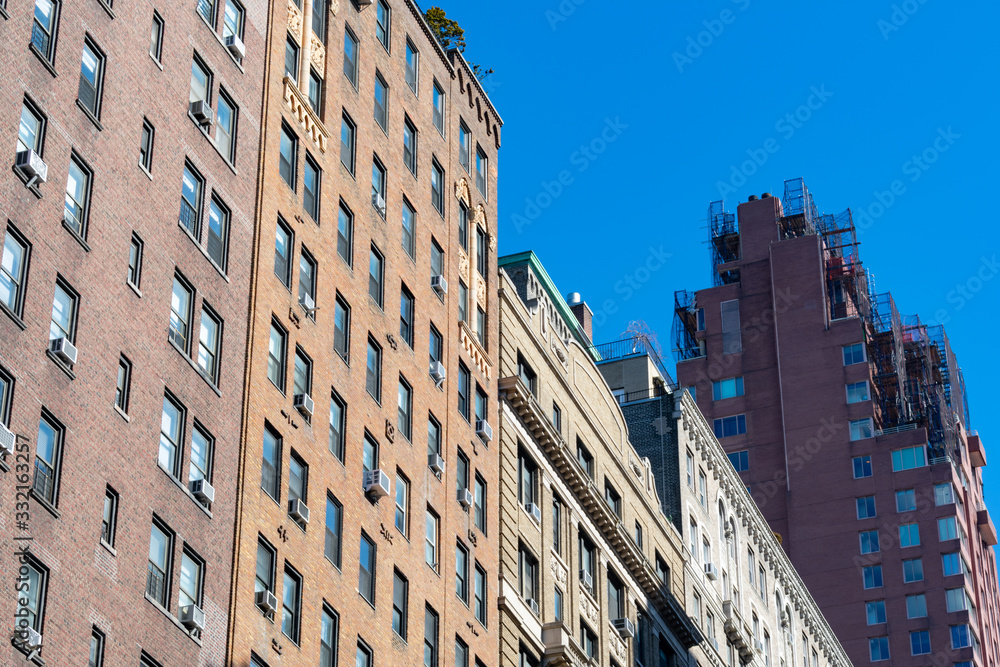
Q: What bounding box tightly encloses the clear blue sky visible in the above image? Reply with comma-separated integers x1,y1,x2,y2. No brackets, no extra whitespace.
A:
443,2,1000,511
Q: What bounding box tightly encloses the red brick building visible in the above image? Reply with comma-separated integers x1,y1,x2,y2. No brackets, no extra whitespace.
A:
0,0,264,665
674,179,1000,666
224,1,502,666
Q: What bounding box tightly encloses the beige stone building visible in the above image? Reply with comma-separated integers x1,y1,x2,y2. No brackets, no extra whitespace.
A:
496,252,702,667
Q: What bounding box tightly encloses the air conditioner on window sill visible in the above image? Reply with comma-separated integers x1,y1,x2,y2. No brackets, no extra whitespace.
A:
476,419,493,442
458,488,474,510
428,453,445,475
255,590,278,614
0,423,15,457
49,337,78,365
14,149,47,185
431,274,448,295
363,469,391,499
190,478,215,504
288,498,310,524
224,34,246,59
294,392,315,418
179,604,206,631
612,618,636,639
430,361,446,384
190,100,213,127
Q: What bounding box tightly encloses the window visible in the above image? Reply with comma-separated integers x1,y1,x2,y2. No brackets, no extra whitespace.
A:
849,418,873,441
179,549,204,615
714,414,747,438
17,556,47,633
727,450,749,472
458,280,468,323
712,376,745,400
403,119,417,176
866,600,886,625
397,377,413,440
516,354,537,395
456,542,469,602
431,160,444,215
456,639,469,667
375,0,390,50
475,386,488,425
554,587,564,622
431,239,444,277
138,119,155,172
261,424,282,500
400,285,414,347
64,154,92,237
285,34,299,80
856,495,876,519
605,481,621,517
101,487,118,546
853,455,873,478
581,621,597,659
906,593,927,618
395,472,409,534
89,627,105,667
77,39,105,118
401,199,416,259
329,392,346,461
340,113,356,174
698,469,707,507
279,124,297,188
951,625,971,649
223,0,244,40
150,11,164,62
895,489,916,512
190,56,211,106
433,81,445,134
1,225,28,318
31,0,60,61
474,474,486,532
607,568,624,619
518,544,538,601
198,0,215,23
459,122,471,172
405,39,418,92
517,449,537,507
846,381,869,404
359,532,376,603
634,521,644,548
859,530,880,554
205,197,230,270
862,565,883,589
458,362,470,420
215,91,237,161
255,538,275,594
356,641,373,667
157,395,184,477
189,425,213,489
475,147,488,197
293,347,312,398
910,630,931,656
574,440,594,479
288,452,308,506
456,449,469,493
308,69,323,114
757,565,766,599
579,531,596,582
843,343,865,365
147,520,173,606
428,414,442,456
362,432,378,473
899,523,920,548
902,558,924,582
942,552,963,576
945,587,968,612
320,606,338,667
892,445,927,471
267,320,287,391
125,233,144,291
180,162,204,237
474,562,487,625
343,26,359,85
551,403,562,433
476,227,487,278
325,494,342,566
935,482,954,505
371,156,387,215
197,307,222,384
334,293,350,361
373,73,388,131
18,98,45,157
298,247,317,313
721,299,741,353
392,570,408,638
938,516,958,541
366,337,381,402
425,508,439,569
423,606,438,666
282,567,301,642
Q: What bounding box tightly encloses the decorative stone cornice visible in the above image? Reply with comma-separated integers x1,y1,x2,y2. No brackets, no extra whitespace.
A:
459,321,491,380
282,77,328,152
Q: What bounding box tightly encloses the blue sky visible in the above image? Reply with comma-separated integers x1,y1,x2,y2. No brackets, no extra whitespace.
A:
443,2,1000,511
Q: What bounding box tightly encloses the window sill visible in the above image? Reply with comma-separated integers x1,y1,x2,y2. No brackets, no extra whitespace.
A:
138,162,153,181
0,301,26,330
62,218,92,252
30,488,60,519
45,349,77,380
75,99,104,131
127,280,143,298
100,540,117,557
144,594,204,646
168,337,223,397
114,404,130,422
188,113,239,175
28,43,57,77
157,462,214,518
149,53,164,71
178,220,230,283
11,164,43,198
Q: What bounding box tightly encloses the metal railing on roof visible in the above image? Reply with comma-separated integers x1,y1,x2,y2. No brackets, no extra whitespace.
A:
592,336,677,389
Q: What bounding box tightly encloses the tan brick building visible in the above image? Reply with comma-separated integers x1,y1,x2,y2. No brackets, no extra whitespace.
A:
496,252,702,667
225,1,502,666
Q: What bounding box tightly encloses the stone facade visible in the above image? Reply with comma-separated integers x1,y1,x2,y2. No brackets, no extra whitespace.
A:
497,252,700,667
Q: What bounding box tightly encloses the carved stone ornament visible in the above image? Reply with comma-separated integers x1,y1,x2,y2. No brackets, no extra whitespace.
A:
476,275,487,306
310,34,326,73
286,0,303,42
610,634,627,662
458,251,470,282
330,0,339,14
550,556,567,585
385,419,395,443
455,179,471,205
488,233,497,253
473,204,486,227
580,593,599,623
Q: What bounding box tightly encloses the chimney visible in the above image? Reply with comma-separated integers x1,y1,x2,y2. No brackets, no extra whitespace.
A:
566,293,594,342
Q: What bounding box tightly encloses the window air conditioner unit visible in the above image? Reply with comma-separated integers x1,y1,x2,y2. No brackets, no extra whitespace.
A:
430,361,446,384
527,598,539,616
179,604,206,631
288,498,310,524
612,618,636,639
224,33,246,59
14,150,48,184
255,589,278,614
190,478,215,504
0,423,15,457
49,337,78,365
300,291,315,313
579,569,594,591
428,453,445,475
457,488,474,510
363,468,391,499
705,563,719,581
355,0,374,6
431,274,448,295
190,100,213,126
19,627,41,650
476,419,493,442
525,502,541,523
371,192,386,217
294,392,315,418
754,640,764,653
